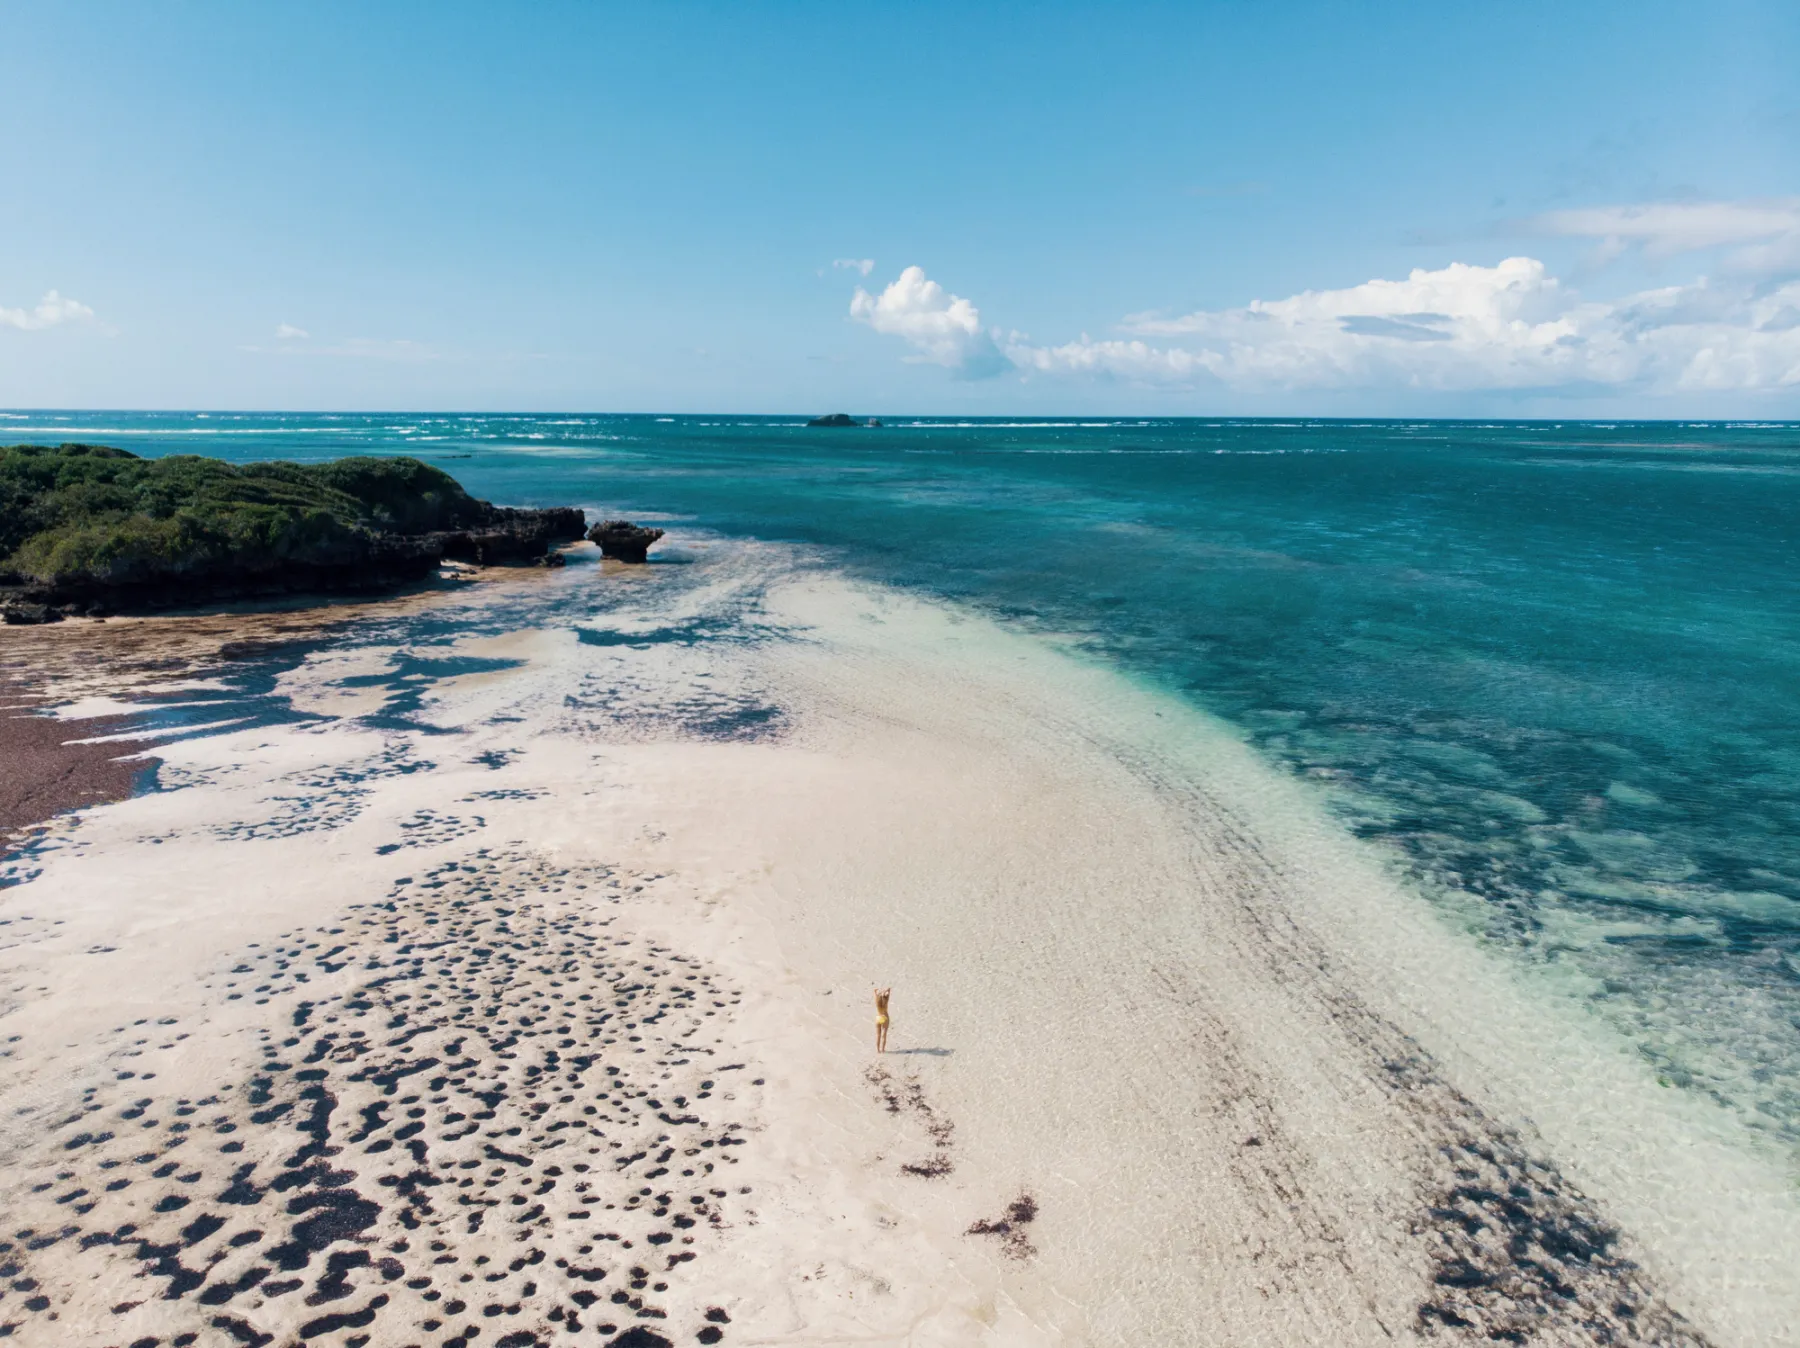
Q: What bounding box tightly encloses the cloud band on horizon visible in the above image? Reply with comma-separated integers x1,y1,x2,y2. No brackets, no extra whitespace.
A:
850,201,1800,395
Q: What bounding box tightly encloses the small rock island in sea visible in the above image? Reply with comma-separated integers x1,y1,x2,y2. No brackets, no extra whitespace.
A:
586,519,665,563
805,413,882,428
0,443,594,622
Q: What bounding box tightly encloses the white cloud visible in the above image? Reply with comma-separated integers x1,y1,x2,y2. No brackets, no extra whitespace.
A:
852,255,1800,395
275,322,310,340
1531,199,1800,252
849,265,1010,378
1081,257,1616,389
1008,337,1212,381
0,289,96,331
833,258,876,276
1528,198,1800,275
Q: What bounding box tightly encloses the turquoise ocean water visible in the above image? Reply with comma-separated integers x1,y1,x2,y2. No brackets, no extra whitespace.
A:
7,410,1799,1158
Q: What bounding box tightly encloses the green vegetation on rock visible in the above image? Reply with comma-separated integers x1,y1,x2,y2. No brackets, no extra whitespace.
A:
0,444,489,589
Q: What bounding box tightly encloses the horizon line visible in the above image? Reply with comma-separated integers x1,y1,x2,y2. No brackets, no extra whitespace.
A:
4,409,1798,427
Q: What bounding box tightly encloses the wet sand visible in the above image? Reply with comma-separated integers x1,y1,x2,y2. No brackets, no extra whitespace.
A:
0,604,390,856
0,568,538,851
0,560,1793,1347
0,675,155,846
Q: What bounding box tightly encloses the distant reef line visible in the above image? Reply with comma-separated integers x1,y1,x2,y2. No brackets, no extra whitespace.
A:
0,443,608,622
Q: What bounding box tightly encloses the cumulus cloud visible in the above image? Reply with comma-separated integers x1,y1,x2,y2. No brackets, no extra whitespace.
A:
0,290,96,331
849,265,1011,378
853,251,1800,395
1085,257,1609,389
275,322,310,340
833,258,876,276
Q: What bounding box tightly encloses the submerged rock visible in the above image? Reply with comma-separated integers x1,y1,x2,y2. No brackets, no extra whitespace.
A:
586,519,665,563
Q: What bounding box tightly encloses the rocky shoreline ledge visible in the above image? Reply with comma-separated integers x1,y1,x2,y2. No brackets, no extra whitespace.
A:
0,445,590,623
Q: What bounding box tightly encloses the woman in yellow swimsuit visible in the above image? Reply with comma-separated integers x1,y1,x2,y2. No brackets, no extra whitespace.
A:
874,987,891,1054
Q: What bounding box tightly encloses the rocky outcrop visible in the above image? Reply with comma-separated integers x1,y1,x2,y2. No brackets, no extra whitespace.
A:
435,506,588,566
0,505,589,620
586,519,665,563
806,413,862,427
1,601,59,626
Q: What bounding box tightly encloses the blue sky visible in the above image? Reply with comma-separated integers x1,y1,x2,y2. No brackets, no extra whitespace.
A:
3,0,1797,414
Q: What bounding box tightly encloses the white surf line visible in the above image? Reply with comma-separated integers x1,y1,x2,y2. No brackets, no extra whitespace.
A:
40,690,241,719
62,716,255,745
38,695,229,720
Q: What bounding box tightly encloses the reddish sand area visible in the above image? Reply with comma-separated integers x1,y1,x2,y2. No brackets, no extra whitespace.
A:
0,679,155,845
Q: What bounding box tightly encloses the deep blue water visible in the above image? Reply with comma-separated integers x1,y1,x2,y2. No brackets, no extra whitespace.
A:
7,409,1800,1145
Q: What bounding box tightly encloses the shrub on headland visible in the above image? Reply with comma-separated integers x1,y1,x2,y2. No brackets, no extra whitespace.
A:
0,444,584,611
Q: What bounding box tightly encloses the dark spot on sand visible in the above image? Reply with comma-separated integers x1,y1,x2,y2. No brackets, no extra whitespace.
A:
607,1329,673,1348
296,1291,386,1338
966,1194,1038,1260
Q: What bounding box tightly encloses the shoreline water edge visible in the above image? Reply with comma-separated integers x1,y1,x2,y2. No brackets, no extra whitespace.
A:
2,528,1796,1347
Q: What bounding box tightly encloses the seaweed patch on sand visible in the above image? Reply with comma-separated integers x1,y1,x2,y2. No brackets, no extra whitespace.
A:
0,848,758,1347
1210,834,1716,1347
966,1195,1037,1262
863,1064,956,1180
1397,1056,1711,1346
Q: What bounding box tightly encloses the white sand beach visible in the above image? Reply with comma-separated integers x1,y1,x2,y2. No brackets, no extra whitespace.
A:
1,550,1796,1347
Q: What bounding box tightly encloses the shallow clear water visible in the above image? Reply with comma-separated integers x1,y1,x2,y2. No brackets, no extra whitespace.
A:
9,409,1800,1152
